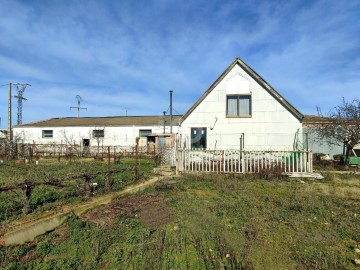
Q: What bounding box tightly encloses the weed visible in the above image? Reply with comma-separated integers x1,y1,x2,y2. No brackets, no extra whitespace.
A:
1,172,359,269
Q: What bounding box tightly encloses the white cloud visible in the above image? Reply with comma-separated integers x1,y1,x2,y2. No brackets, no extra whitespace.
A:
0,0,359,125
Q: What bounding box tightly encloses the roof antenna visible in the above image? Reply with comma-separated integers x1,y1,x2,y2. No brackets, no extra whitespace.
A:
70,95,87,117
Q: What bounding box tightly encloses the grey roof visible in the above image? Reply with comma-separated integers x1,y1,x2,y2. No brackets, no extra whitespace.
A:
15,115,183,128
181,57,304,122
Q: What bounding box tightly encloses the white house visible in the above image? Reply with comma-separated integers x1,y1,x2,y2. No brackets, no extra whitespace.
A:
178,57,304,150
13,57,304,152
13,115,181,149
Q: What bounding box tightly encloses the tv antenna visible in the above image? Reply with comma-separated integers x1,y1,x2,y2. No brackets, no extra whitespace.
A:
70,95,87,117
13,83,31,125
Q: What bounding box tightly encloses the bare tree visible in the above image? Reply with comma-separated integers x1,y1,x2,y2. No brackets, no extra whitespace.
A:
60,129,80,157
316,98,360,163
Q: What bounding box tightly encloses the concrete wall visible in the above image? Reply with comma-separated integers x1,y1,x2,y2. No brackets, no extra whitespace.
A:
13,125,179,147
180,64,302,150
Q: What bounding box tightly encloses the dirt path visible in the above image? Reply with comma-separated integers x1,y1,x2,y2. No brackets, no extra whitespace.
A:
0,175,171,246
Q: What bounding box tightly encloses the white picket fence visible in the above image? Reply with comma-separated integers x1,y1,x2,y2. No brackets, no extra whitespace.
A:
176,149,313,174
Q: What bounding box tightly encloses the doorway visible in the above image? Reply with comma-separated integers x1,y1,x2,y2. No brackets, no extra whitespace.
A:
82,139,90,155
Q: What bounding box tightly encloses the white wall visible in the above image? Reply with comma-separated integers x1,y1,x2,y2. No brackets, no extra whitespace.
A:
0,129,7,139
13,125,179,147
180,64,302,150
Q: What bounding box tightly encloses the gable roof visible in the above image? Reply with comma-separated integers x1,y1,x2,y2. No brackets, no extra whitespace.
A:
15,115,182,128
181,57,303,122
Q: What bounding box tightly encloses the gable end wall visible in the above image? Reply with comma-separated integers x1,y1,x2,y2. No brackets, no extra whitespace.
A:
180,64,302,150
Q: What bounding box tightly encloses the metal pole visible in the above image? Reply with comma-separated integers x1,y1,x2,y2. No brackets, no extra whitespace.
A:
163,111,166,134
170,90,173,133
8,83,12,141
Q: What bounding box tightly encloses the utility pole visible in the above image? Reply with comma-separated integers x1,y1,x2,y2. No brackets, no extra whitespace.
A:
8,82,12,141
70,95,87,117
122,107,129,117
13,83,31,125
170,90,173,133
163,111,166,134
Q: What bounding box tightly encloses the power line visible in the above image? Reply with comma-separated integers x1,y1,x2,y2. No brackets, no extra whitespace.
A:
165,106,182,115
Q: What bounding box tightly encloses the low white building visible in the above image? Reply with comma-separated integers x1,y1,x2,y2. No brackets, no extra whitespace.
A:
178,57,303,150
13,57,304,152
13,115,181,149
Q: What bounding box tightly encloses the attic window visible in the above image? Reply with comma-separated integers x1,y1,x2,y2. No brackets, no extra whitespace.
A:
93,129,104,138
226,95,251,117
42,130,53,138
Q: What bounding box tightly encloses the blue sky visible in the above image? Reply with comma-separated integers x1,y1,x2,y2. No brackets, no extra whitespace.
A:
0,0,359,126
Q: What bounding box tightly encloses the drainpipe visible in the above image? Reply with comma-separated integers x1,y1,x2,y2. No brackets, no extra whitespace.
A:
170,90,173,133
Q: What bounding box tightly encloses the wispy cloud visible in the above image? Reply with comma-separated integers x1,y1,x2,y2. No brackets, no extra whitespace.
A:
0,0,359,126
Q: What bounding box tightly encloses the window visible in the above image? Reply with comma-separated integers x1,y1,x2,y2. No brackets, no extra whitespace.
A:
191,128,207,149
226,95,251,117
42,130,53,138
139,129,152,137
92,129,104,138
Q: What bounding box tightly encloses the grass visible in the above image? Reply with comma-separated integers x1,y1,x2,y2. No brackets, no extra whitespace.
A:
0,157,155,225
1,170,359,269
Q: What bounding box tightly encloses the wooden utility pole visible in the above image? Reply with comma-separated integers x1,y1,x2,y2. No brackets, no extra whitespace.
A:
8,83,12,141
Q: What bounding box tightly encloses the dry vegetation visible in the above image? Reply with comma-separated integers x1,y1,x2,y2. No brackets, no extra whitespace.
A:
0,160,359,269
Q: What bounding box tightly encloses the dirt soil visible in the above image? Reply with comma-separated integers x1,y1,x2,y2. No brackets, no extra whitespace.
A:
82,194,174,228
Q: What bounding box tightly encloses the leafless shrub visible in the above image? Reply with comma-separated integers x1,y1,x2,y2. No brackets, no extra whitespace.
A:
258,165,283,180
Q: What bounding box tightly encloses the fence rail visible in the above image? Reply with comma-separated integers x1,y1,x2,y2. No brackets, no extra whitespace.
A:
0,142,164,159
177,149,313,174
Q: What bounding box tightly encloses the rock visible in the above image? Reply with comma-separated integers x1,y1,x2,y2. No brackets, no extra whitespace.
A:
355,248,360,254
320,154,331,161
353,258,360,265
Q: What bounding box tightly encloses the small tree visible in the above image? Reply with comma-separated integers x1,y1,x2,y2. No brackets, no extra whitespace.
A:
316,98,360,164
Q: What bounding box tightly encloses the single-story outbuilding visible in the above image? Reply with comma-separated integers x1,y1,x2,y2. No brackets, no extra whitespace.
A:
13,115,181,151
